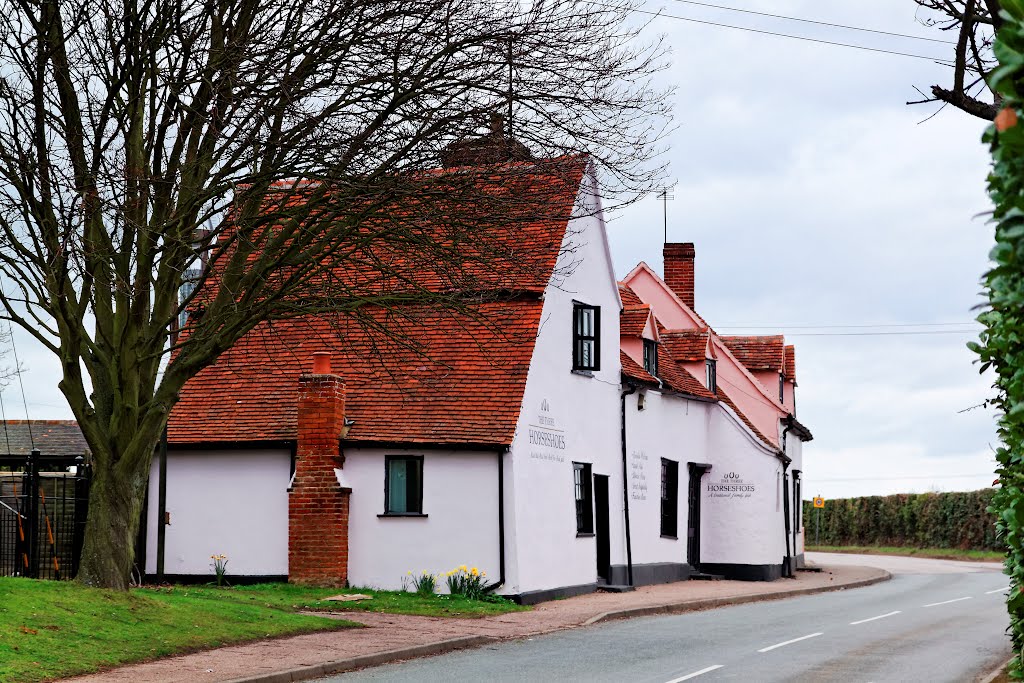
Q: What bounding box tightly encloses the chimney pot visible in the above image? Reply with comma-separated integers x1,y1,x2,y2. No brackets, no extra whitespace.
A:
312,352,332,374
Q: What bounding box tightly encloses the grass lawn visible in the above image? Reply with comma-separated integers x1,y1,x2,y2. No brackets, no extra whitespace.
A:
189,583,530,618
0,579,526,682
806,545,1004,563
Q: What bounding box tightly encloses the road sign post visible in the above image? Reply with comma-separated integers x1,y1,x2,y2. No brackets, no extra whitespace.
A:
812,495,825,546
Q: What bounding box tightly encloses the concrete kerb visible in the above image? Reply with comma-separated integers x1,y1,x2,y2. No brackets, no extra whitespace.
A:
582,568,893,626
223,635,496,683
225,568,892,683
976,656,1014,683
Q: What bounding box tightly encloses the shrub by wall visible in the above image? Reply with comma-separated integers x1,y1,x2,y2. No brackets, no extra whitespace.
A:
802,490,1000,552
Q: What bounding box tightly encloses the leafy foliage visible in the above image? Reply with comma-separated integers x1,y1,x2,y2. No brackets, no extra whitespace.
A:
802,490,999,551
976,1,1024,671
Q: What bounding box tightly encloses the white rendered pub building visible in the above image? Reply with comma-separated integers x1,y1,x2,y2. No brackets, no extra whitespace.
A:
146,140,812,603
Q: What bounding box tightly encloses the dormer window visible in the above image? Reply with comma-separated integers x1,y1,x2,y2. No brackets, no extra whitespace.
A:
643,339,658,377
706,359,717,394
572,303,601,371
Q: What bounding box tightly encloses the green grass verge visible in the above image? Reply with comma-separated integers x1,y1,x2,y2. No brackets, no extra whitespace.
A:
807,545,1004,562
0,579,527,682
185,583,530,618
0,578,358,682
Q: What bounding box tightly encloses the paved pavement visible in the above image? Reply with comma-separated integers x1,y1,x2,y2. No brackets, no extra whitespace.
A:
322,554,1010,683
64,562,886,682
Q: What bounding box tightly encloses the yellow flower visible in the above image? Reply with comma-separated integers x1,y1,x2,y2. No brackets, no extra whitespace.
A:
459,565,467,572
471,567,479,576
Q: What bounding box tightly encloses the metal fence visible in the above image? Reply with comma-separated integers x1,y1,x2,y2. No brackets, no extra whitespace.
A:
0,451,90,580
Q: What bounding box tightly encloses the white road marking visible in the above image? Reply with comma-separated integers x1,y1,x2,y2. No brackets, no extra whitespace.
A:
987,586,1011,594
757,632,823,653
923,596,972,607
850,610,901,625
665,664,724,682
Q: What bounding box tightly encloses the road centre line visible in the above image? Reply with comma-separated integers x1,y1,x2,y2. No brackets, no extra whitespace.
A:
923,596,972,607
757,632,823,653
850,610,901,625
987,586,1011,594
664,664,724,682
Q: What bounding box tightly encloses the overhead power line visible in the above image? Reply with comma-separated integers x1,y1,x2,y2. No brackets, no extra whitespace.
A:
665,0,955,45
781,329,978,337
717,322,977,330
606,3,952,62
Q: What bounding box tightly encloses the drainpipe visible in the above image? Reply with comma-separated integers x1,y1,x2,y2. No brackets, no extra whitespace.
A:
780,423,794,579
483,448,506,593
621,383,638,587
156,425,168,581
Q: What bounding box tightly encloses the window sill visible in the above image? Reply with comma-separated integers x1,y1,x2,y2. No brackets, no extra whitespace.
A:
378,512,428,518
571,369,595,377
576,532,595,538
660,534,679,540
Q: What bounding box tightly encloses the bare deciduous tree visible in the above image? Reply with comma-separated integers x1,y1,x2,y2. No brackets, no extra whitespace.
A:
911,0,1001,120
0,0,670,588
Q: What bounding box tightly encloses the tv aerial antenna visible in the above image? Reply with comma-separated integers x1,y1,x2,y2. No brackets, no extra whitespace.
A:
657,188,675,244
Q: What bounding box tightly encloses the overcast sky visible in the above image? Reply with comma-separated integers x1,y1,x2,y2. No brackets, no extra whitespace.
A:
605,0,999,499
3,0,1000,501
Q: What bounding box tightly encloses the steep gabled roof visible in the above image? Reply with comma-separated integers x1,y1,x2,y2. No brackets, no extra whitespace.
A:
617,282,645,308
722,335,785,373
660,329,712,362
170,159,587,447
716,387,775,448
785,345,797,382
655,346,716,400
170,304,542,446
620,351,659,387
620,305,652,337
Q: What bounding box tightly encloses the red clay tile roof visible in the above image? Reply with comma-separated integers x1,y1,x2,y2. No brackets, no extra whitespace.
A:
170,159,586,447
620,351,660,387
722,335,785,373
655,345,716,400
170,303,543,446
784,345,796,382
618,282,645,308
660,329,711,362
620,305,651,337
716,386,776,448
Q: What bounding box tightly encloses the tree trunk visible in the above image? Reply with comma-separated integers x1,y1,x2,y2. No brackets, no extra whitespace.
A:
75,450,152,590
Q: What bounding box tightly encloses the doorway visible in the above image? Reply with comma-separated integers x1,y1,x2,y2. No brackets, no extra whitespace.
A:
687,463,711,570
593,474,610,582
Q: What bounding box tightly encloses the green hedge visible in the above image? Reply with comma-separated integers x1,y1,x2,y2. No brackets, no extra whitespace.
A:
802,490,1001,551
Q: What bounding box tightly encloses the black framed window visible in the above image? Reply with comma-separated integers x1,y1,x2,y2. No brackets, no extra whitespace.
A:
706,359,717,394
573,462,594,534
384,455,423,515
643,339,658,377
661,458,679,537
779,373,785,403
573,304,601,371
793,471,802,531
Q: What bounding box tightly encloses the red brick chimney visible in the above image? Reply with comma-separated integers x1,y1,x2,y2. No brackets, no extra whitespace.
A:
664,242,696,310
289,352,350,585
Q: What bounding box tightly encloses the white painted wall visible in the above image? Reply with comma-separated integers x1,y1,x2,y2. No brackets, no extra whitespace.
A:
344,448,500,591
506,170,625,595
145,449,290,576
623,390,712,567
698,406,787,568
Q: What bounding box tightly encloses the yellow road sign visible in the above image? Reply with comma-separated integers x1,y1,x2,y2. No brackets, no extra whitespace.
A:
813,496,825,509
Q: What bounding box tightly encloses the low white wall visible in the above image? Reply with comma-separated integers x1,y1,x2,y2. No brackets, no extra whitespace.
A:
146,449,291,576
344,448,500,591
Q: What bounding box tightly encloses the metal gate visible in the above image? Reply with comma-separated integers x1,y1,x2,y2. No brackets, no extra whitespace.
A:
0,451,90,580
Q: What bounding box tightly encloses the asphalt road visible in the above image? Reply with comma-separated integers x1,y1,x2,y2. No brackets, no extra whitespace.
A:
323,554,1011,683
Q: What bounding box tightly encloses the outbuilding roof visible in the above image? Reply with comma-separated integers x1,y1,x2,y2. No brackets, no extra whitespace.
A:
0,420,88,456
